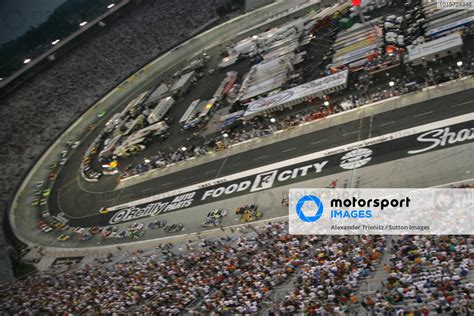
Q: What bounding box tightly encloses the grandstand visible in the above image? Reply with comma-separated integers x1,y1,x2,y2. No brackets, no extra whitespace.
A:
0,0,232,207
0,0,473,313
0,222,471,314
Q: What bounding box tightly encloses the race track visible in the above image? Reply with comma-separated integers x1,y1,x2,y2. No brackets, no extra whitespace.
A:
50,89,474,224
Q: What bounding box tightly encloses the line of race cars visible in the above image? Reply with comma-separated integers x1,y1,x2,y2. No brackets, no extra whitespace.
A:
201,204,263,227
36,200,264,243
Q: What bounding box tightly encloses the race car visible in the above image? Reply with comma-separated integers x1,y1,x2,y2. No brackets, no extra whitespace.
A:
201,209,228,227
56,234,70,241
235,204,257,215
49,172,57,181
164,224,184,233
148,219,167,229
208,209,228,219
235,204,263,223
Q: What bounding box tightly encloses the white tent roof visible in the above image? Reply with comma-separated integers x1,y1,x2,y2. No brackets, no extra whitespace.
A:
243,70,348,119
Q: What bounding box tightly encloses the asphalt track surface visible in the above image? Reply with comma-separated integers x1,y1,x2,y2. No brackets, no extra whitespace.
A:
49,88,474,223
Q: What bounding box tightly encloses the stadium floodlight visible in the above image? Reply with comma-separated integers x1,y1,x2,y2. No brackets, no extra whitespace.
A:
457,61,463,67
23,59,31,64
324,101,330,106
107,3,115,9
222,133,229,138
389,81,395,87
79,21,88,27
51,39,60,45
181,146,187,151
270,118,276,123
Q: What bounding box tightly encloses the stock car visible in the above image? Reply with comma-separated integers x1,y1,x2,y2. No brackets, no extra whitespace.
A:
97,110,107,118
201,209,229,227
148,219,167,229
56,234,71,241
164,224,184,233
37,221,53,233
235,204,263,223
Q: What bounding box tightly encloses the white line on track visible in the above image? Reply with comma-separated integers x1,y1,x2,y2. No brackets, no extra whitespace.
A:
379,121,396,127
161,182,173,186
342,131,359,136
254,155,268,160
452,100,474,107
215,157,228,178
311,139,328,145
228,163,241,168
282,147,297,153
205,170,217,174
413,111,433,117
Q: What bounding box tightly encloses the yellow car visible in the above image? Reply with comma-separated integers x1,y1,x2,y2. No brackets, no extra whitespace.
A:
31,199,39,206
99,207,109,214
42,189,51,197
56,234,70,241
53,222,65,229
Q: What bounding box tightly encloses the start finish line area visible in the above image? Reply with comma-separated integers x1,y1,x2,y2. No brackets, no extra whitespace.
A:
61,113,473,227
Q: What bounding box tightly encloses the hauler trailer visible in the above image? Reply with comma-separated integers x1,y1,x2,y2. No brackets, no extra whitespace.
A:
144,83,169,106
171,71,196,96
147,96,175,124
426,16,474,38
406,32,463,66
426,11,474,32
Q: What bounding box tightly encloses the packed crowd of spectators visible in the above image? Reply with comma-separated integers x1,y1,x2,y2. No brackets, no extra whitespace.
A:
362,235,473,315
273,235,385,314
2,220,470,314
0,222,387,314
0,0,229,203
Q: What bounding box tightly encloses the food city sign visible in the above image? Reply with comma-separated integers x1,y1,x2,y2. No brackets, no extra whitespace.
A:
109,161,329,224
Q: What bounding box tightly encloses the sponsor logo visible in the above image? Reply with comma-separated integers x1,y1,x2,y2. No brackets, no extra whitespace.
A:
296,195,324,222
246,91,294,113
201,161,328,201
339,148,373,169
251,170,278,192
408,127,474,154
109,193,195,224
